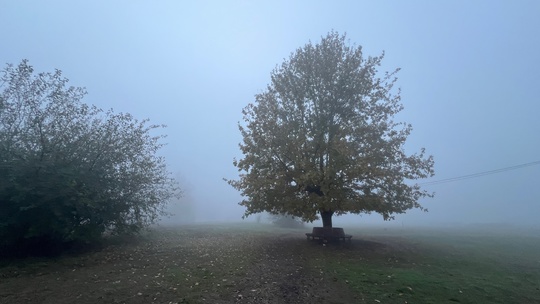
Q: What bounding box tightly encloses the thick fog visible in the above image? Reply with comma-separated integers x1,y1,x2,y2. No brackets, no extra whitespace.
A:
2,1,539,228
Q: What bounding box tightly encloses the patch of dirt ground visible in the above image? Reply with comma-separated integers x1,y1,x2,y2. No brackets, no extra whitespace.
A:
0,225,391,303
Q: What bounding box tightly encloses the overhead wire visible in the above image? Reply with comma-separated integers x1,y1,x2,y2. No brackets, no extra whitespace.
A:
419,160,540,186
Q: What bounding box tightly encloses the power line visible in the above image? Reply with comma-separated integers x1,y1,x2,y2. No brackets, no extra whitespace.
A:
419,160,540,186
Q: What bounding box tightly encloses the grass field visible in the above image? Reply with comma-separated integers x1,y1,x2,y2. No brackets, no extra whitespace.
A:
307,225,540,303
1,223,539,303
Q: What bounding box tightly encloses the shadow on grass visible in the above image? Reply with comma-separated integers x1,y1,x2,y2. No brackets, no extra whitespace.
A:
0,232,146,266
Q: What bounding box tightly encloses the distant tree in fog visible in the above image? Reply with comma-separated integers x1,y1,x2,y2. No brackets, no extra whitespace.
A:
0,60,180,255
270,214,305,229
227,31,434,228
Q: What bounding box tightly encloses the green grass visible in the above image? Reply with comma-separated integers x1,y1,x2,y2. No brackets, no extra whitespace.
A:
308,226,540,303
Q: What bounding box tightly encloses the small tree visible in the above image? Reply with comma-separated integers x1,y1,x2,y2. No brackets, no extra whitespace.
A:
0,60,180,254
228,31,434,228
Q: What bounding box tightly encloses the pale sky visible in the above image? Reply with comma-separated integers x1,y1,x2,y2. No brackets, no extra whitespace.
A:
2,1,539,226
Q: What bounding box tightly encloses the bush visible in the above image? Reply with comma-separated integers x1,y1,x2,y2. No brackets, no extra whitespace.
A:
0,60,180,256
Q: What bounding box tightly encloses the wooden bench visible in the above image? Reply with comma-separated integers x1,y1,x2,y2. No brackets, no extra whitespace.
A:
306,227,352,242
306,227,326,240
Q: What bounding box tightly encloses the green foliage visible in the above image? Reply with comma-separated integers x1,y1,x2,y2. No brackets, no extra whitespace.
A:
0,60,180,255
228,31,434,224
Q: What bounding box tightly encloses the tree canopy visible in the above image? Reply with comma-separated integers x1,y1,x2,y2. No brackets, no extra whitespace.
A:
0,60,180,255
228,31,434,227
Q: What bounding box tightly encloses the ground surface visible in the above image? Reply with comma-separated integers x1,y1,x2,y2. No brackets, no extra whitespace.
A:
0,224,358,304
1,223,539,303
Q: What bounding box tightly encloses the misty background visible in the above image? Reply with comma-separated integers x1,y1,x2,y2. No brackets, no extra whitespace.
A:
2,1,539,228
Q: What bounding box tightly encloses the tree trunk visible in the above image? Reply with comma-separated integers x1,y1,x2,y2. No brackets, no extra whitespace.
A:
321,210,334,228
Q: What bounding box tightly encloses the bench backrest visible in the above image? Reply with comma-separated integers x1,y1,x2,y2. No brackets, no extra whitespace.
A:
312,227,345,237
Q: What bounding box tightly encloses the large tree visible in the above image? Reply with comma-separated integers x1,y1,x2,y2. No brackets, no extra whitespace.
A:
0,60,180,254
228,32,434,228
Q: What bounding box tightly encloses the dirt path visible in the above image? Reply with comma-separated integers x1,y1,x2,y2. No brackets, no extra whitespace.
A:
0,225,360,304
231,234,358,304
